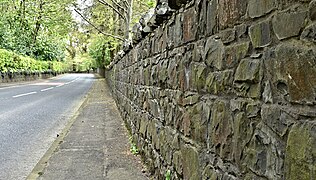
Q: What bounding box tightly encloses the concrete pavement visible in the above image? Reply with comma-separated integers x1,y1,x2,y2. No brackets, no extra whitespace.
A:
28,77,149,180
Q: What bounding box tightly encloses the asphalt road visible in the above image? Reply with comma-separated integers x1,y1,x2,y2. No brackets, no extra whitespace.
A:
0,74,95,180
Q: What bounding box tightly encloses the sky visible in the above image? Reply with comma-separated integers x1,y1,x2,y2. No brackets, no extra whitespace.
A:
71,0,93,24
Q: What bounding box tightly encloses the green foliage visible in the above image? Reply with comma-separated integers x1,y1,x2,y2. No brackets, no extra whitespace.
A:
165,170,171,180
85,0,155,66
88,35,118,67
128,137,139,155
147,0,156,8
72,53,97,72
32,36,66,61
51,61,68,73
0,49,67,73
130,143,139,155
0,0,74,62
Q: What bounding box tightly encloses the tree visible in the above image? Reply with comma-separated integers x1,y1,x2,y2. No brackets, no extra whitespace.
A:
0,0,75,61
72,0,155,68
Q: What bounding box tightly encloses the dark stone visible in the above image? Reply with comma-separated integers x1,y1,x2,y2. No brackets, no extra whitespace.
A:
183,8,197,43
235,24,248,38
301,22,316,42
219,28,236,44
132,23,143,43
248,0,277,18
233,112,255,166
271,42,316,104
218,0,248,29
224,42,250,69
244,123,285,179
285,122,316,180
206,0,218,36
181,144,201,179
196,0,207,37
272,10,307,40
262,81,273,103
204,37,224,70
261,105,294,137
310,0,316,21
234,58,262,83
174,14,183,46
193,40,205,62
168,0,188,10
210,100,234,160
205,70,234,94
249,19,271,48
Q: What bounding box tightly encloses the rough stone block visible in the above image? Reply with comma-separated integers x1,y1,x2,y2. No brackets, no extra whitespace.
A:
244,123,285,179
234,58,262,83
301,22,316,42
167,58,178,88
206,0,218,35
202,165,217,179
261,105,295,137
218,0,247,29
204,37,224,70
210,100,234,160
172,150,183,175
139,114,149,137
193,40,205,62
183,8,197,43
235,24,248,38
248,0,277,18
246,102,260,118
196,0,207,37
183,103,208,143
272,42,316,104
262,81,273,103
233,112,255,166
285,122,316,180
205,70,234,94
235,83,262,99
219,28,236,44
224,42,250,69
195,64,208,92
249,19,271,48
181,144,201,180
168,0,188,10
272,10,307,40
167,23,175,49
310,0,316,21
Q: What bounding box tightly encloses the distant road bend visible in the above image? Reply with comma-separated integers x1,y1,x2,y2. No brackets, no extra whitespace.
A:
0,74,95,180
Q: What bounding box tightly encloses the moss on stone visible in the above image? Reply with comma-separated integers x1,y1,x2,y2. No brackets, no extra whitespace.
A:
285,122,316,180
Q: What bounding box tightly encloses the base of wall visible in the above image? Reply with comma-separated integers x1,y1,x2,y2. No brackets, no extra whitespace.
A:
0,71,60,84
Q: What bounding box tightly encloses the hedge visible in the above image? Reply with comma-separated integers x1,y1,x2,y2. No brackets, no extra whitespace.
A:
0,49,67,73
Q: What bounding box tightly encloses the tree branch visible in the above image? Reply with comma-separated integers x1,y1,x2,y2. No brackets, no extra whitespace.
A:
96,0,126,20
73,9,124,41
111,0,127,13
122,0,130,8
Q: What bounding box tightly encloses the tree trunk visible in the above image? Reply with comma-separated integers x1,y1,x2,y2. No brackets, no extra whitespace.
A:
33,0,44,43
125,0,133,40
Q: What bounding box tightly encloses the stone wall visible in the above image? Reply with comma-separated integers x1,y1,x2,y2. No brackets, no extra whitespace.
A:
0,71,58,83
106,0,316,179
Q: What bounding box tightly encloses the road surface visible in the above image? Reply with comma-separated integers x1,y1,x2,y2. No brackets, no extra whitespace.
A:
0,74,95,180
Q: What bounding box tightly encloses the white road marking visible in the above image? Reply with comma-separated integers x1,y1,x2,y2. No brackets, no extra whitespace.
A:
13,91,37,98
56,84,64,88
41,87,54,92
